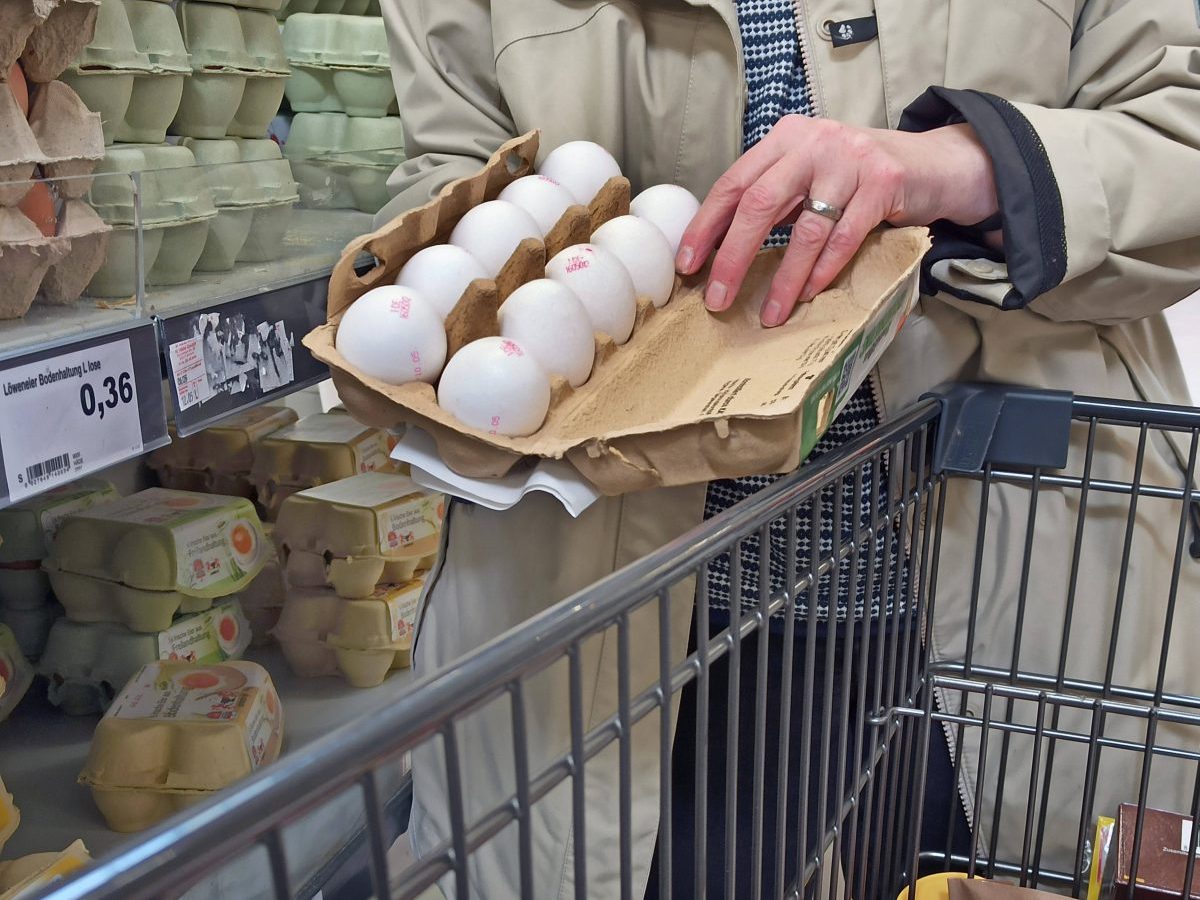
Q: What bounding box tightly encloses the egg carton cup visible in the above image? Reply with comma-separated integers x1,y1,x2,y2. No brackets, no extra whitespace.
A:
0,87,44,206
151,405,298,476
193,198,296,271
282,14,387,68
285,64,395,118
0,206,69,319
227,71,287,138
0,842,92,896
117,0,191,143
0,79,104,206
45,561,218,632
284,112,404,213
0,566,53,610
309,130,931,496
18,0,102,83
39,198,111,305
59,67,140,145
88,214,218,295
282,547,436,599
0,601,59,659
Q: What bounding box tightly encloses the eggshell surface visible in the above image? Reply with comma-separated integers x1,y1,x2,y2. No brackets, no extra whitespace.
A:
498,175,575,236
448,201,541,277
545,244,637,344
591,215,675,308
437,337,551,437
335,285,447,385
538,141,622,205
498,279,595,387
630,184,701,256
395,245,489,320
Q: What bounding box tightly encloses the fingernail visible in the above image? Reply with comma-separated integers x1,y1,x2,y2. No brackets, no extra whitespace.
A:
676,246,694,273
705,281,727,311
762,299,784,327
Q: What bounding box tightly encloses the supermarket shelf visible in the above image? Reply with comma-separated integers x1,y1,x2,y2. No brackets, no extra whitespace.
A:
0,644,415,887
0,303,139,365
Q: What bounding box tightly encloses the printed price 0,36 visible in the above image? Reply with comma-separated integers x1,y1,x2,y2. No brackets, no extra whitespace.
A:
79,371,134,421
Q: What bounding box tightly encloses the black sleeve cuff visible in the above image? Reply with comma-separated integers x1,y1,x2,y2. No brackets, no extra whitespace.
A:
898,86,1068,307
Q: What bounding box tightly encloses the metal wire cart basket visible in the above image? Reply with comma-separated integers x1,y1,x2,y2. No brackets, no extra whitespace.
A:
42,386,1200,900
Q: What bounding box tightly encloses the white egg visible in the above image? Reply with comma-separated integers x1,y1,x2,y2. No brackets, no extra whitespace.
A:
630,184,702,256
437,337,552,437
335,285,447,385
538,140,623,206
591,215,676,308
395,244,489,320
498,175,576,236
449,200,542,277
498,279,596,387
545,244,637,344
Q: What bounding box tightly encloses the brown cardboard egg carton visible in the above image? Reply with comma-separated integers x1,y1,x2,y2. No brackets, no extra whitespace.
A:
306,131,930,495
2,0,100,84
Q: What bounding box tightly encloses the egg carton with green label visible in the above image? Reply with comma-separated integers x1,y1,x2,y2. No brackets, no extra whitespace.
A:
85,143,217,296
38,599,251,715
45,562,223,632
179,137,299,270
172,3,289,139
283,112,403,213
282,15,394,117
48,488,268,598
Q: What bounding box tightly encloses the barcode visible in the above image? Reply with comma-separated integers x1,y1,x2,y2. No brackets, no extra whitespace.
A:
26,452,70,485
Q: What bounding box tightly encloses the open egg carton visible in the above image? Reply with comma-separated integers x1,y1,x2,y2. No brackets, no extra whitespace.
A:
283,111,403,214
1,49,109,317
306,131,932,495
282,14,394,117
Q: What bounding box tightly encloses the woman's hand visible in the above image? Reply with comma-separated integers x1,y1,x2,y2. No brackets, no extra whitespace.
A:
675,117,1000,327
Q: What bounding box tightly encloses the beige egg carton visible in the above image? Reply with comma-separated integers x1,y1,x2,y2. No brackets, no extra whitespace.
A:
79,660,284,832
0,200,111,319
308,131,930,495
148,405,298,488
273,581,419,687
239,540,284,646
0,841,91,899
2,0,101,85
48,488,269,599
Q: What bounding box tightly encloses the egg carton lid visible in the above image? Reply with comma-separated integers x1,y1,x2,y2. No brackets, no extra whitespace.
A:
176,0,258,71
70,0,152,71
282,13,388,68
236,7,290,74
89,144,218,226
283,112,405,162
122,0,191,73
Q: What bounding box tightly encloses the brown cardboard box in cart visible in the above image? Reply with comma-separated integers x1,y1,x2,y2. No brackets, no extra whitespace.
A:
304,131,930,496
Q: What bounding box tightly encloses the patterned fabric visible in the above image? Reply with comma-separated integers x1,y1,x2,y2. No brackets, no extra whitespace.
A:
702,0,886,619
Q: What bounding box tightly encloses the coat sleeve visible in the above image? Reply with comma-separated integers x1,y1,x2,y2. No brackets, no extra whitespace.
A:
899,0,1200,325
375,0,517,226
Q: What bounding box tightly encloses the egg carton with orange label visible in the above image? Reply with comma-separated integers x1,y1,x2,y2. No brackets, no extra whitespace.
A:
38,599,251,715
79,660,284,832
272,471,443,598
273,580,420,688
0,840,91,900
42,561,222,633
47,488,269,600
247,412,396,520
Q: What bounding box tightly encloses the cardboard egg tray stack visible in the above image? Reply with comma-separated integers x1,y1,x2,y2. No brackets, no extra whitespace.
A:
281,13,402,214
56,0,300,295
270,472,442,689
306,131,932,496
0,0,110,319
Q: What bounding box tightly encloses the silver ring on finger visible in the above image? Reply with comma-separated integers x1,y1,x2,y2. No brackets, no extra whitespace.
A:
801,197,844,222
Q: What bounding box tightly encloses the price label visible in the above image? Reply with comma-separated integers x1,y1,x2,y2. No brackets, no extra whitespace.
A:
0,338,144,503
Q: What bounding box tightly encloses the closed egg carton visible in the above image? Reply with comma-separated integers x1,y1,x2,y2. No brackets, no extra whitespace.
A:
44,561,217,632
0,477,118,564
48,488,269,598
149,405,297,481
271,588,338,676
172,1,255,139
0,775,17,855
0,841,91,897
117,0,191,144
284,113,404,213
282,15,392,118
0,2,47,78
0,625,34,722
0,206,68,319
20,0,103,83
0,602,59,660
282,547,435,600
326,580,421,687
79,660,284,832
88,143,215,226
229,9,288,139
38,599,251,715
273,471,443,570
38,199,111,305
248,412,393,516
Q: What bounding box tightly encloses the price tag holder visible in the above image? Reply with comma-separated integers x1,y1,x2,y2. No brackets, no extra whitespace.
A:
0,323,168,507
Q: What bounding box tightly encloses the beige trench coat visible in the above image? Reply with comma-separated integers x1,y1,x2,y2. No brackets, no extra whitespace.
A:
378,0,1200,896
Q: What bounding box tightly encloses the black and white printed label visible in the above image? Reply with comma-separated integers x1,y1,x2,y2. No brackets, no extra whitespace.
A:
0,338,143,502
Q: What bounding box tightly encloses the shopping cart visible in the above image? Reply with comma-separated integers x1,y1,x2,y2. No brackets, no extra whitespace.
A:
42,386,1200,900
